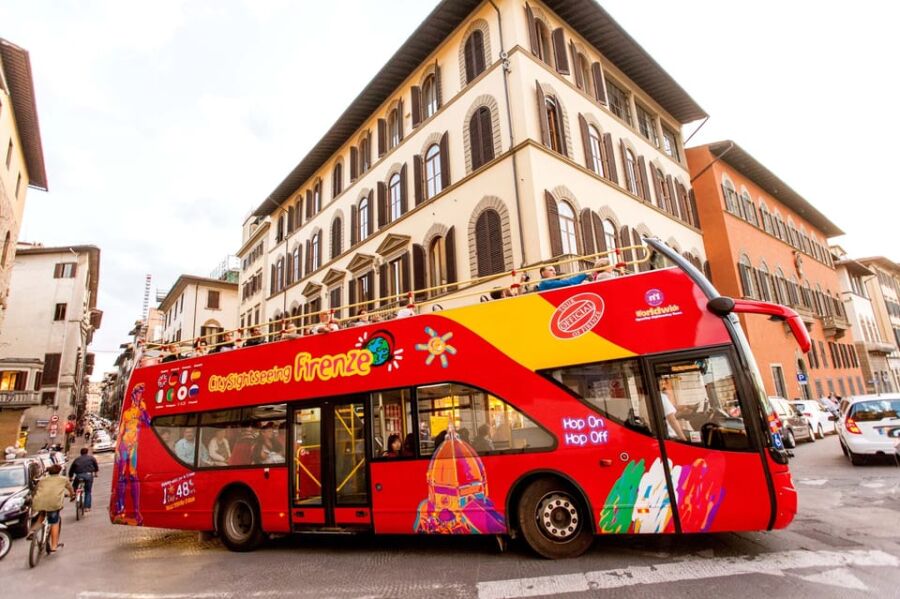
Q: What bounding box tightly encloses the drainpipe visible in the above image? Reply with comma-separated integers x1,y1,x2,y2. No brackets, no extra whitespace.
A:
489,0,527,265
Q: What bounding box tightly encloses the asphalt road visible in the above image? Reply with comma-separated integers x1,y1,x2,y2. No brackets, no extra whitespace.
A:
1,435,897,599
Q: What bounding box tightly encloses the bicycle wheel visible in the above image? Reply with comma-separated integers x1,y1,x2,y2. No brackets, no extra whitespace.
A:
76,493,84,521
28,524,44,568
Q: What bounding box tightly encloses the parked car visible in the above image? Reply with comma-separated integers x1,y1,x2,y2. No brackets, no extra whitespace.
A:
92,431,114,453
0,459,41,536
34,450,67,472
769,396,814,448
791,400,835,438
838,394,900,465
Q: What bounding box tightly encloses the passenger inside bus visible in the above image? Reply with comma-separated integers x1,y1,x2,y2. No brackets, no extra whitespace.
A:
382,434,401,457
230,426,256,465
207,428,232,466
252,422,285,464
659,377,688,441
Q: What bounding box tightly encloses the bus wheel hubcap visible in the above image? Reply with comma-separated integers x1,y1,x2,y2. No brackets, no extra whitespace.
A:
227,501,253,540
538,493,579,540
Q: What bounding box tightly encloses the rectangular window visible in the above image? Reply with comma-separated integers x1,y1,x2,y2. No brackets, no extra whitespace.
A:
544,359,655,436
0,370,28,391
42,353,61,385
53,303,67,321
154,414,200,467
371,389,414,458
654,354,753,450
5,140,12,169
294,407,321,504
416,383,552,456
41,392,55,407
814,379,824,399
329,287,342,320
53,263,77,278
662,126,680,161
605,79,632,125
772,365,788,399
635,105,659,147
207,290,220,309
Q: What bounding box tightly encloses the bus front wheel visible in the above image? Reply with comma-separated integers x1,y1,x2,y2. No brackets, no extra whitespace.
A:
517,478,593,559
218,490,264,552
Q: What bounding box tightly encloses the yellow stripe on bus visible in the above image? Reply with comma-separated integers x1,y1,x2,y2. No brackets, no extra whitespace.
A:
443,294,634,370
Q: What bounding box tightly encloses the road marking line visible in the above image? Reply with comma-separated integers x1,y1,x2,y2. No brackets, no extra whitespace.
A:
78,593,292,599
475,549,899,599
795,567,868,590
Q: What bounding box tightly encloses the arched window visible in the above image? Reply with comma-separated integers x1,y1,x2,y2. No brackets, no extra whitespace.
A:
469,106,494,170
332,162,343,198
588,125,603,176
535,20,552,66
602,219,617,260
287,206,295,234
558,201,578,255
423,74,438,119
313,181,322,213
758,262,771,302
276,214,285,242
429,236,446,288
294,199,302,229
358,196,370,241
425,144,442,199
292,246,301,282
388,108,401,149
738,255,755,298
624,149,638,195
276,257,285,292
722,179,738,213
463,30,486,84
475,209,504,276
389,173,402,221
544,96,563,153
773,267,787,305
311,232,321,271
331,217,343,259
359,137,370,173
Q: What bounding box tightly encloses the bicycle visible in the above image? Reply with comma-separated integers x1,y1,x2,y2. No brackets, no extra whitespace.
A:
27,511,56,568
74,481,85,521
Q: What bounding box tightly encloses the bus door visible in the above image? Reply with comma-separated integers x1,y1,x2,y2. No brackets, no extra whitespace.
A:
290,397,371,530
646,349,772,533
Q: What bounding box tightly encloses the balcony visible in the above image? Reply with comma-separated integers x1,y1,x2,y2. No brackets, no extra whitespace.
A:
791,304,816,326
822,314,850,339
0,390,41,407
863,340,897,355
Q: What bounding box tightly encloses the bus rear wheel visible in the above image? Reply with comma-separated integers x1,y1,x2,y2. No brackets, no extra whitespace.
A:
517,478,593,559
218,490,264,552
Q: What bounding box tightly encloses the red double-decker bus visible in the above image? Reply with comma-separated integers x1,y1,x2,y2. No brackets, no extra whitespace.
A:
109,240,808,558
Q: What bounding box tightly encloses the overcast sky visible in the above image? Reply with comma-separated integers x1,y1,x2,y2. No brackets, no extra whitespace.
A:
1,0,898,380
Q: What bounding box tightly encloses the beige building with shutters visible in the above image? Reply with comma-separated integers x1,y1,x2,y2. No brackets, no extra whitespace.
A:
236,0,708,334
156,274,239,347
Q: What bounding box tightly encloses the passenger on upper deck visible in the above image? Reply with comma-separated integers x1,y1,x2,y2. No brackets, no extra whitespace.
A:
536,265,588,291
310,312,339,335
350,308,371,327
243,326,265,347
160,344,183,363
193,338,209,357
210,331,236,353
281,322,301,340
396,303,417,318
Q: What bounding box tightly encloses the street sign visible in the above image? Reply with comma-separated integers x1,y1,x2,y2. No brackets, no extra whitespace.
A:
48,423,58,438
797,373,808,384
50,414,59,423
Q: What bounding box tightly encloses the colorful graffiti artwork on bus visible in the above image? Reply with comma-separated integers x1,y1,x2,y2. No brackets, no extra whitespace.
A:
112,383,151,526
599,456,725,534
415,327,457,368
414,428,505,534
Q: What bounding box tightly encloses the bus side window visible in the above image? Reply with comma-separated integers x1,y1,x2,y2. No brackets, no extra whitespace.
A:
153,414,199,467
542,359,656,436
653,354,753,451
370,389,414,458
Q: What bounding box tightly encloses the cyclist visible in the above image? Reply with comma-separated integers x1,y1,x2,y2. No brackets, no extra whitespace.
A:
68,447,100,512
30,464,74,552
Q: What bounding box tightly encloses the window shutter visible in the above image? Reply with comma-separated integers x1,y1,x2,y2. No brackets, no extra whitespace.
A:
378,263,388,305
689,189,700,227
666,175,679,219
270,265,276,294
480,107,494,164
334,219,343,258
578,113,592,170
377,182,387,228
637,155,651,202
525,3,539,55
651,166,664,208
593,213,606,252
305,240,312,276
413,244,427,300
676,182,689,224
411,86,422,127
571,42,583,89
414,154,424,205
591,62,606,104
398,98,404,140
350,205,358,245
476,212,491,276
401,252,411,294
545,191,563,257
619,226,633,268
439,131,451,189
367,190,375,234
580,208,595,256
377,118,387,157
434,64,442,107
464,37,476,83
306,189,313,217
365,131,372,168
296,201,303,228
446,226,457,285
348,279,357,313
552,28,569,74
469,113,483,171
602,133,617,183
400,163,408,215
350,147,358,180
536,80,550,148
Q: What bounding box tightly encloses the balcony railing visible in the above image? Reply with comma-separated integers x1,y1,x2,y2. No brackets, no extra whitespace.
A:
822,314,850,339
0,390,41,407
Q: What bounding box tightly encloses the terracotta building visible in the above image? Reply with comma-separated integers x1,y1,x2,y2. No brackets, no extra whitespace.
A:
687,141,864,401
236,0,708,332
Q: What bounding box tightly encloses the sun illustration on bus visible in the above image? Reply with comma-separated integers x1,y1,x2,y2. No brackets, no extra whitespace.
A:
415,327,456,368
355,329,403,372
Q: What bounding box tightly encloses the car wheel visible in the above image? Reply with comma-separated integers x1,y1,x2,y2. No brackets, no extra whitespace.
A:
517,478,593,559
849,450,865,466
807,426,816,443
784,429,796,449
840,440,849,458
217,489,264,552
817,424,825,440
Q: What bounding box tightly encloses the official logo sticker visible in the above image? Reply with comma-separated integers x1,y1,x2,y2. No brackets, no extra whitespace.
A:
550,293,605,339
644,288,664,307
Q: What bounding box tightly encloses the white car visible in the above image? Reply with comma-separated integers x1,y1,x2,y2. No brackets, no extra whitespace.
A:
838,394,900,465
92,433,115,453
791,400,835,438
